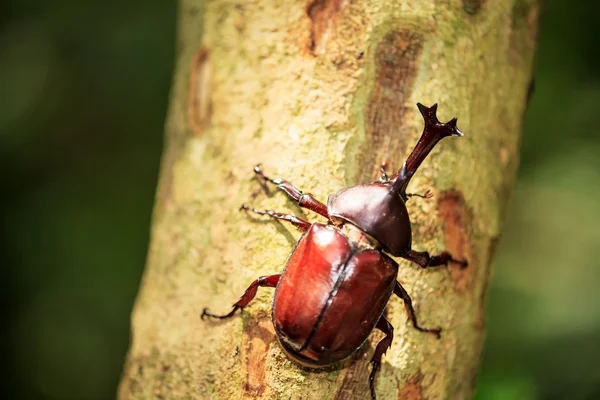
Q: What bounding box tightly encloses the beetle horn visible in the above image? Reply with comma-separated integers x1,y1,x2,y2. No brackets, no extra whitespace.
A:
391,103,464,199
417,102,439,123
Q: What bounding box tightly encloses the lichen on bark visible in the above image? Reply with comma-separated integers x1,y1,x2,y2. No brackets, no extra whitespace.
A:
119,0,540,399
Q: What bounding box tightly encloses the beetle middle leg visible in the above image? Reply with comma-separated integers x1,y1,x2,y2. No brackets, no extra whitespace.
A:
201,274,280,320
402,249,467,269
394,281,441,338
369,316,394,400
241,204,311,232
253,165,329,218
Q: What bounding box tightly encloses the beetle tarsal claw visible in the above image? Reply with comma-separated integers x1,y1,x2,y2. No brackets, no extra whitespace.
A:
200,307,210,320
369,361,380,400
201,306,239,320
412,323,442,339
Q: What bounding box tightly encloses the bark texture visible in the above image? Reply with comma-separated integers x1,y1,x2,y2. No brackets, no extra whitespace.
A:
119,0,539,399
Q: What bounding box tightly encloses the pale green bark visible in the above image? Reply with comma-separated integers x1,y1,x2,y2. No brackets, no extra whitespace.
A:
119,0,539,399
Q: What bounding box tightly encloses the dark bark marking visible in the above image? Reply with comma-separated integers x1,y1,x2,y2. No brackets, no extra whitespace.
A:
188,47,212,137
509,0,540,67
437,191,472,293
333,344,372,399
398,372,424,400
462,0,485,15
476,235,499,329
242,310,276,398
511,0,533,32
525,77,535,111
306,0,345,55
128,366,142,396
362,30,424,182
119,347,183,399
152,360,170,399
156,46,210,213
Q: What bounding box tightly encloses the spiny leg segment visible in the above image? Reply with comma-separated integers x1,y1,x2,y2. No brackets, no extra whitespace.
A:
394,281,441,338
369,316,394,400
402,249,467,269
201,274,280,320
254,165,329,218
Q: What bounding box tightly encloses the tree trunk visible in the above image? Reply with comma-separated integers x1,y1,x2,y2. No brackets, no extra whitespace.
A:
119,0,539,399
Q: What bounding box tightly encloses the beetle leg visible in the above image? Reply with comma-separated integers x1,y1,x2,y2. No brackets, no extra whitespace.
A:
401,249,467,269
201,274,280,320
379,161,390,183
241,204,311,232
394,281,441,338
405,190,433,200
253,165,329,218
369,316,394,400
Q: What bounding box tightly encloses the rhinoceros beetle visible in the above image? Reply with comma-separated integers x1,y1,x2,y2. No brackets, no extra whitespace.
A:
202,103,466,399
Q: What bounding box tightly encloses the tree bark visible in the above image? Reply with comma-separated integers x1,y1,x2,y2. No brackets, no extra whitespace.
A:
119,0,539,399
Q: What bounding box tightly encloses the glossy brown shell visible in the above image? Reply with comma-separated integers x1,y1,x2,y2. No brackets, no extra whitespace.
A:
327,183,412,256
272,223,398,366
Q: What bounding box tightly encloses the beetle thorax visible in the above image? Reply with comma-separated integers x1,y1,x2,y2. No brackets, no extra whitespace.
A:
327,183,412,256
339,223,381,250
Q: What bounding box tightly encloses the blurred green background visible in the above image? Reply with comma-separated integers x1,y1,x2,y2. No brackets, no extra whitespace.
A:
1,1,599,399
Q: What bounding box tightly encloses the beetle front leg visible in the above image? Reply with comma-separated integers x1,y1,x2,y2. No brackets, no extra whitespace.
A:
402,249,467,269
394,281,441,338
369,316,394,400
253,165,329,218
406,190,433,200
201,274,280,320
241,204,311,232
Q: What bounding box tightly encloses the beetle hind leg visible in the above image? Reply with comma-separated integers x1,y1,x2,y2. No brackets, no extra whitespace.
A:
253,165,329,218
201,274,280,320
402,249,467,269
369,316,394,400
394,281,441,338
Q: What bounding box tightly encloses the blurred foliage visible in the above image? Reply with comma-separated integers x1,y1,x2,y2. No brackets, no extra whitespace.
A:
1,1,599,399
0,1,175,399
475,1,600,399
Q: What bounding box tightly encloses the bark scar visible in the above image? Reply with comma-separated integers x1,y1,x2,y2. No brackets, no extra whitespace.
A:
188,47,212,137
306,0,345,55
243,310,276,398
398,372,424,400
361,30,423,182
437,191,473,292
333,345,371,399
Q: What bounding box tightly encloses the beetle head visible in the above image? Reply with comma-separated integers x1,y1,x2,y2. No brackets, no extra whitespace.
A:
327,183,411,257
